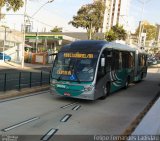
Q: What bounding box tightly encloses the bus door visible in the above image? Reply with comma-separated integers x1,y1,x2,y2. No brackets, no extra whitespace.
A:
94,49,114,98
111,51,126,91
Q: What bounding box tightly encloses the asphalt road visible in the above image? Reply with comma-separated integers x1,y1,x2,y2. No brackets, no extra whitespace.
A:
0,69,159,141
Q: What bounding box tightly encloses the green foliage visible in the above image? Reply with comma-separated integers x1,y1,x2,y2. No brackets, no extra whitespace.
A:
149,47,159,54
69,1,105,39
105,29,117,42
50,26,62,32
135,24,157,40
105,24,127,42
0,0,24,11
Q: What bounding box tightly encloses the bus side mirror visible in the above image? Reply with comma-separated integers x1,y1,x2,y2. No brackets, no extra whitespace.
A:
101,58,105,67
50,53,57,64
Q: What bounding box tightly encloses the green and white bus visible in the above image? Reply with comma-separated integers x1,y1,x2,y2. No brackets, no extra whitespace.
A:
50,40,147,100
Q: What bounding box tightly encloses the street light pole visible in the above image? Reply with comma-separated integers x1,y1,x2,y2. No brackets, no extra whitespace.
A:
3,27,7,62
138,0,151,47
31,0,54,53
22,0,27,68
31,0,54,18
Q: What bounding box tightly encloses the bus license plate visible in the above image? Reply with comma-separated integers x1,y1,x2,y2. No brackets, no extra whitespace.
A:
64,93,71,96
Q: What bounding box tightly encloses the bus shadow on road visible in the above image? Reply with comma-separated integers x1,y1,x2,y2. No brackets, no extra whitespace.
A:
52,95,98,105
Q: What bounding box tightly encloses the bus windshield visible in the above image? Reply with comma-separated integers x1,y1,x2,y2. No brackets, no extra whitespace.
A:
52,52,98,82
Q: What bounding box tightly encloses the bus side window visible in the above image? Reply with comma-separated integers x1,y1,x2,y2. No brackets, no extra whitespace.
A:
139,54,145,66
97,52,107,81
130,52,135,68
113,51,119,70
144,55,147,66
106,50,112,71
119,52,122,69
122,52,127,68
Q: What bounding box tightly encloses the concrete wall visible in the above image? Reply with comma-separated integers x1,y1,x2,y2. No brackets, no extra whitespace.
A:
0,27,23,62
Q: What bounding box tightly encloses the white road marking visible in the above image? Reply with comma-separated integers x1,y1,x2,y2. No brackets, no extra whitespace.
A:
60,102,77,109
41,129,58,141
2,117,40,132
72,105,81,111
60,114,72,122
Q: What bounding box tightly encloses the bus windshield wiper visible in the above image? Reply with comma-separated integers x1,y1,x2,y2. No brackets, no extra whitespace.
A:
73,71,81,83
71,60,81,83
57,74,62,81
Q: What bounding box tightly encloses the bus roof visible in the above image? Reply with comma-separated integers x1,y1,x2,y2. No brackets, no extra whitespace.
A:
60,40,107,52
60,40,146,53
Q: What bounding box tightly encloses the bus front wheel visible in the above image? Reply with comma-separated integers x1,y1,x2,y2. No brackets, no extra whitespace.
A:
100,83,110,100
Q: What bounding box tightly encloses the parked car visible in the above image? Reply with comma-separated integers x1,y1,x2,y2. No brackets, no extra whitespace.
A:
147,57,157,65
152,59,158,65
0,53,11,61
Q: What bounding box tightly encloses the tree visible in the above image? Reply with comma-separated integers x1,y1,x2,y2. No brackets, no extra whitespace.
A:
105,29,117,42
105,24,127,42
149,47,159,54
0,0,24,20
69,1,105,39
50,26,62,32
135,23,157,41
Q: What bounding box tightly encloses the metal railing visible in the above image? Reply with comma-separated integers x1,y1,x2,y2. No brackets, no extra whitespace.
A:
0,71,51,91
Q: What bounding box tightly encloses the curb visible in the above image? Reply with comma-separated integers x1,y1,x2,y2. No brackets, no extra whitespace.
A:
0,85,50,100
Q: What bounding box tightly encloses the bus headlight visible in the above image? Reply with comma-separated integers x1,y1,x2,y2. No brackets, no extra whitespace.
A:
51,81,57,86
84,85,94,91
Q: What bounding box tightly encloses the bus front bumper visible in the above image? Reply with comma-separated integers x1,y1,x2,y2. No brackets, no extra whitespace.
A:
50,87,95,100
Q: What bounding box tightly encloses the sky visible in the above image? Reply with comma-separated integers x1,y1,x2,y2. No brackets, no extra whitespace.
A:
129,0,160,31
1,0,160,33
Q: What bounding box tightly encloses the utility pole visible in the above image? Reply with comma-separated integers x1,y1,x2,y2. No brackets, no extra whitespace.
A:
138,1,145,47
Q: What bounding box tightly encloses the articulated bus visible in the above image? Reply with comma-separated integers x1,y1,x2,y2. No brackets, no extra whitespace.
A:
50,40,147,100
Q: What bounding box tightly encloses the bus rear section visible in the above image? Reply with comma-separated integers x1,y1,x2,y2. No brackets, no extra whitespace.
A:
134,49,148,82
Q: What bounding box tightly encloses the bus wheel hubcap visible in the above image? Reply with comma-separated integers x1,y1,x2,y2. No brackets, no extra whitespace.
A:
104,85,107,95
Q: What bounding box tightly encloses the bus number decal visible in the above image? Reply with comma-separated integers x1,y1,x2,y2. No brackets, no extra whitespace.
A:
64,53,93,59
57,70,72,75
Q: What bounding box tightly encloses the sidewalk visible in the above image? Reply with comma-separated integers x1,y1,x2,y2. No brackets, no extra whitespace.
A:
132,96,160,135
132,65,160,136
0,61,52,71
0,85,50,100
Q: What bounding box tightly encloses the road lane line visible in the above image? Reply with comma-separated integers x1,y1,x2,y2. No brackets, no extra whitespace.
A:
60,114,72,122
2,117,40,132
60,102,77,109
41,129,58,141
72,105,81,111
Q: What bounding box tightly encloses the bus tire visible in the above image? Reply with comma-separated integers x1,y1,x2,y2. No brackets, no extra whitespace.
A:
141,73,144,80
124,76,130,89
100,82,110,100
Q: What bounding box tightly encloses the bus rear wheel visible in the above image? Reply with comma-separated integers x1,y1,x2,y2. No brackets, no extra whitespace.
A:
124,76,130,89
141,73,144,80
100,83,110,100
